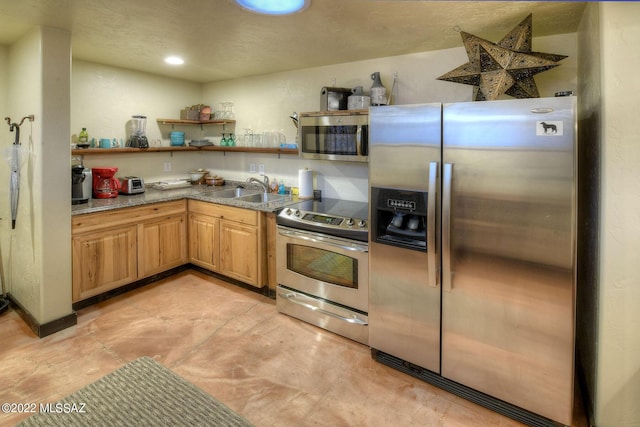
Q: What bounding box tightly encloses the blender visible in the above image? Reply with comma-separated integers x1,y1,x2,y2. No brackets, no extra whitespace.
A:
127,115,149,148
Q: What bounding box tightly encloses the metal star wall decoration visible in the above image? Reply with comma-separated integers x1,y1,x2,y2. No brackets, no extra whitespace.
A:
437,14,567,101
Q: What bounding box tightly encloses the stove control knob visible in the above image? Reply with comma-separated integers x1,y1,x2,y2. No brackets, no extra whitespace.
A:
294,210,302,217
358,220,367,228
285,208,292,216
346,218,355,226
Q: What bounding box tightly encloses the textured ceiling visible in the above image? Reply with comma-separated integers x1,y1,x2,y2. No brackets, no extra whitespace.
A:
0,0,586,83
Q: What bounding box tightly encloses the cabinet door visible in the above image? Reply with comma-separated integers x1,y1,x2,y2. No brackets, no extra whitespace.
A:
188,213,219,271
138,213,187,278
219,220,259,287
72,225,138,302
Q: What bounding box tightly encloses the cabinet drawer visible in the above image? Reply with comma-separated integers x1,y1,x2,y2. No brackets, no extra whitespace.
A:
73,200,187,234
188,200,258,226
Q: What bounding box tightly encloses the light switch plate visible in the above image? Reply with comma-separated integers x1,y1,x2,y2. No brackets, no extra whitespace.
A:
249,163,256,173
258,164,265,174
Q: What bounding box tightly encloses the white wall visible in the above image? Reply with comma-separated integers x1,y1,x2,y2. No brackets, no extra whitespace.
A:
75,32,576,203
594,3,640,426
4,29,43,314
0,44,8,290
71,60,202,145
0,45,7,112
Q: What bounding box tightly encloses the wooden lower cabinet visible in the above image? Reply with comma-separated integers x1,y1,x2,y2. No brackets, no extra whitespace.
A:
72,200,187,303
188,200,266,288
265,212,277,292
219,220,259,285
188,212,220,271
72,224,138,302
138,213,188,278
72,198,268,303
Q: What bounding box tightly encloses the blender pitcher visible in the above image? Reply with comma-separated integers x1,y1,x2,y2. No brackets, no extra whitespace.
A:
127,115,149,148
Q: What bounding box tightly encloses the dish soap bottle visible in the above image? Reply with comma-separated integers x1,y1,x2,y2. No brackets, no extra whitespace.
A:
79,128,89,144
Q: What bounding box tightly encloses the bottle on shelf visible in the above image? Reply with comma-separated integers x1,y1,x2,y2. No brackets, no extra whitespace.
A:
79,128,89,144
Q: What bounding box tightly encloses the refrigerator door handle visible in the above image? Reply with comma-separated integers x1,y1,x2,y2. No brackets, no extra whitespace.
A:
427,161,438,288
443,163,453,292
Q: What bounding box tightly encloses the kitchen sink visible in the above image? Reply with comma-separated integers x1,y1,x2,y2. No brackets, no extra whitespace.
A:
209,187,257,198
236,192,287,204
207,187,287,204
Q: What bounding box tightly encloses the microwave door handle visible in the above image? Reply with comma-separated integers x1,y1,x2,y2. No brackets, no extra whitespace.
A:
357,124,368,156
427,161,438,288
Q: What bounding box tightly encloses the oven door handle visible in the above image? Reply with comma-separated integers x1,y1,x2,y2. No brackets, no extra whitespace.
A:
278,229,368,253
279,291,368,325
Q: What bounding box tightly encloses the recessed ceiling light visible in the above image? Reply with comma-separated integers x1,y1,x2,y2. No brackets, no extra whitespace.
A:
165,56,184,65
236,0,309,15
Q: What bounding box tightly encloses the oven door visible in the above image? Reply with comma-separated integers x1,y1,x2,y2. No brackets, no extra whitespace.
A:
276,225,369,344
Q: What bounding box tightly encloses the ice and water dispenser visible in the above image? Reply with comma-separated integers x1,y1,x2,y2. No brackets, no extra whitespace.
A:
371,187,428,251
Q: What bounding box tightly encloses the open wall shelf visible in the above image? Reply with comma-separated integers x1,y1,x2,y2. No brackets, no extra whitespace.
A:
71,146,298,155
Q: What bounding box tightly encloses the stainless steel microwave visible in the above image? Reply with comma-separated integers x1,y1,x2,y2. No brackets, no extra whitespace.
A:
299,110,368,163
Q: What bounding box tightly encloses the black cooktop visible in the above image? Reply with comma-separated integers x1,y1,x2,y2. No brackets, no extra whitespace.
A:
287,198,368,220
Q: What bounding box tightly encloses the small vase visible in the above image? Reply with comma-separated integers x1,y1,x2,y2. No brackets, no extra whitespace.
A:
370,72,387,106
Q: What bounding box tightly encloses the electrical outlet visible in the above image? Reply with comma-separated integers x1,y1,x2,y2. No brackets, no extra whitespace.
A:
163,162,172,172
393,71,398,80
249,162,256,173
258,164,265,175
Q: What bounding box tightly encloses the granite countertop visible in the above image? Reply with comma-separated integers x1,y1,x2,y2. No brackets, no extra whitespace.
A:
71,180,300,215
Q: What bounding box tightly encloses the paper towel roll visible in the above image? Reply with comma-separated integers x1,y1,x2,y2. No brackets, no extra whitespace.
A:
298,168,314,199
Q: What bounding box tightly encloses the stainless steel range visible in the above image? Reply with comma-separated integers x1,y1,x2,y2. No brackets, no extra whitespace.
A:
276,198,369,345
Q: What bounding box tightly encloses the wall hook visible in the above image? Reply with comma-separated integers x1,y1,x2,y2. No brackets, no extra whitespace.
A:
4,115,35,143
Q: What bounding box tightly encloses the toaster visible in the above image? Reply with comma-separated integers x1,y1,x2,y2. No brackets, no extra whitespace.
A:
119,176,145,195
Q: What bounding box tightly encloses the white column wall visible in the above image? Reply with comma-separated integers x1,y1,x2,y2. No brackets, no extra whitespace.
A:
40,27,73,322
594,3,640,426
4,27,73,324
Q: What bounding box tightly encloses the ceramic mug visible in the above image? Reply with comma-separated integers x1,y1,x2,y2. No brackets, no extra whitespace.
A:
99,138,111,149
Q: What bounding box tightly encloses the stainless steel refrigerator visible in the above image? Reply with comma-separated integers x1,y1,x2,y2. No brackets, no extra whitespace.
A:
368,97,576,426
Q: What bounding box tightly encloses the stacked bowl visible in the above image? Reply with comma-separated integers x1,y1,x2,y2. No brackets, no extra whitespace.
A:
170,131,185,146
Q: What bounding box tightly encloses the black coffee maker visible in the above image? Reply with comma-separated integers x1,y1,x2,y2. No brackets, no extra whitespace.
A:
71,164,92,204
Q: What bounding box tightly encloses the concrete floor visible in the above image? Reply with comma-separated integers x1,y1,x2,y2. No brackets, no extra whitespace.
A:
0,270,588,426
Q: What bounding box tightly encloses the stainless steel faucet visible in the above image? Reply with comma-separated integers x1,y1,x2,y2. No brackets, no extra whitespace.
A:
248,175,270,193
